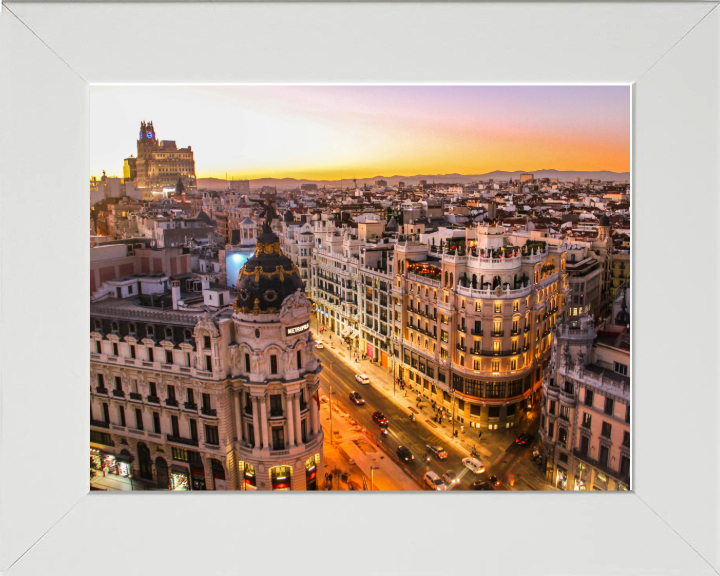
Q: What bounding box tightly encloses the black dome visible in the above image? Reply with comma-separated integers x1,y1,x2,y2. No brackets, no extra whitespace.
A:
234,200,304,315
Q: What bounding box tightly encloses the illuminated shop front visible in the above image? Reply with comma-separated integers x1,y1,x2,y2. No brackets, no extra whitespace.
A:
305,455,319,491
270,465,292,491
556,467,568,491
211,458,226,490
171,465,190,490
240,462,257,490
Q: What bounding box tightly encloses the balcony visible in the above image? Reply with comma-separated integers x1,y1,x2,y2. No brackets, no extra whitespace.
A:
166,434,199,447
129,392,143,401
457,325,466,333
456,344,466,352
470,329,483,336
112,389,125,398
184,402,198,411
147,395,160,404
510,329,520,336
202,407,218,417
491,331,504,337
165,399,179,408
524,326,530,333
90,419,110,429
95,387,108,395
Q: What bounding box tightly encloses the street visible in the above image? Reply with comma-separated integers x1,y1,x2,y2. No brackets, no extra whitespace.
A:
315,343,551,491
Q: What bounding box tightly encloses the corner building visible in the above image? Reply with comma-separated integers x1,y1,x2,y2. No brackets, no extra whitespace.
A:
90,209,324,490
396,224,570,430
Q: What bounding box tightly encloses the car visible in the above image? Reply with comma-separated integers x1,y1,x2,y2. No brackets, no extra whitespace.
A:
355,374,370,385
488,474,500,487
462,457,486,474
349,391,365,405
424,471,447,491
397,446,414,463
442,470,460,486
425,445,448,460
315,341,324,349
372,411,389,426
472,481,494,490
515,432,533,445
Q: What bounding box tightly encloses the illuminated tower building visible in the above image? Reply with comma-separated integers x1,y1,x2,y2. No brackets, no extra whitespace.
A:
134,121,196,191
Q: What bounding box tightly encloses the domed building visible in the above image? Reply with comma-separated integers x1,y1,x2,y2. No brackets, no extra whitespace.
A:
232,200,324,490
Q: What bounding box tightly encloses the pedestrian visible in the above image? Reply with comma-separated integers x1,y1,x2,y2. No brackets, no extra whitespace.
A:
478,431,483,440
461,425,465,434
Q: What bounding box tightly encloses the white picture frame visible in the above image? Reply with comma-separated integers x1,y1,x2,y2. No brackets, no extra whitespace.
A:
0,2,718,575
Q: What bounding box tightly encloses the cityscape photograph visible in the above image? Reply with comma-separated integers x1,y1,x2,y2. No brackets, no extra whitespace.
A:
89,85,631,492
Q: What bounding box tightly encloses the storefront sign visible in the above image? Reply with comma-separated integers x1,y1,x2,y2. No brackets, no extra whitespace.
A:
286,321,310,336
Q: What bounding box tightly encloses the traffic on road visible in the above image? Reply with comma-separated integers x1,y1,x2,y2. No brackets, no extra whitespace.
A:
315,345,541,490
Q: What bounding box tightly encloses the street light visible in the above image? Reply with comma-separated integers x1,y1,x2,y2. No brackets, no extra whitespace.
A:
370,466,380,491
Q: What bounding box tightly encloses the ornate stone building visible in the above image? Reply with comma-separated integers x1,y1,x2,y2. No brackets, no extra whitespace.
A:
540,313,630,491
90,202,324,490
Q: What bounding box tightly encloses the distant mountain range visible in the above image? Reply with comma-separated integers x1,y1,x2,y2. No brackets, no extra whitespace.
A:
197,170,630,191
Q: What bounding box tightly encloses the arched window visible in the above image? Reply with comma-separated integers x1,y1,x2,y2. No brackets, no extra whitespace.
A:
111,322,119,333
165,327,173,340
146,325,155,337
129,323,136,334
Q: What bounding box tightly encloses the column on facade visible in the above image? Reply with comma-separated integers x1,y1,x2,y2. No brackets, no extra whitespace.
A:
286,393,296,447
251,396,261,448
235,392,243,442
259,396,269,449
310,389,320,435
293,391,302,444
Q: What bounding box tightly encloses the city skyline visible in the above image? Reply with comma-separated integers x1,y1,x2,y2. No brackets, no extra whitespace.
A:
90,85,630,181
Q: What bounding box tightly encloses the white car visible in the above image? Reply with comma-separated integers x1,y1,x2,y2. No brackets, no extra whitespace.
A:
355,374,370,385
315,341,324,349
424,471,447,491
462,457,486,474
442,470,460,486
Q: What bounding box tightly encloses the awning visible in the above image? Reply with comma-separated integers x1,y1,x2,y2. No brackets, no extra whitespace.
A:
341,327,352,337
171,465,189,475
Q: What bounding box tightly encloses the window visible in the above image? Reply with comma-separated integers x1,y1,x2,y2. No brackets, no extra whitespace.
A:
206,425,219,445
114,376,122,391
560,405,569,420
494,302,501,313
625,404,630,424
510,359,517,371
579,435,589,455
601,421,612,438
440,347,448,359
95,340,101,354
270,394,283,417
112,343,119,356
167,385,176,403
599,444,610,466
103,402,110,423
620,455,630,477
148,347,154,362
135,408,143,430
270,355,278,374
130,345,136,359
205,355,212,372
165,349,173,365
549,400,556,415
202,393,211,411
491,361,499,372
513,300,519,312
118,406,126,427
97,374,105,390
604,397,614,416
558,427,568,447
548,421,554,437
440,330,448,343
473,359,481,370
171,415,180,436
271,427,285,451
189,419,198,440
297,350,303,370
488,406,500,418
623,431,630,447
585,389,594,407
614,362,628,376
204,336,211,349
475,301,482,312
582,413,592,428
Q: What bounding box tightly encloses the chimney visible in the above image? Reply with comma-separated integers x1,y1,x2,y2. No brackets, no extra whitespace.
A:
171,280,181,310
201,275,210,291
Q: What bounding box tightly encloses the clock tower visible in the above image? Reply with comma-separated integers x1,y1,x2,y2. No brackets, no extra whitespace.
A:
137,120,158,157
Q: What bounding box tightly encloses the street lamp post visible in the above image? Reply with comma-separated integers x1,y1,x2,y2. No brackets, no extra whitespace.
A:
370,466,380,491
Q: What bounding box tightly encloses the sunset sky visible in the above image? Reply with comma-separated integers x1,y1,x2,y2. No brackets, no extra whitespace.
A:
90,85,630,180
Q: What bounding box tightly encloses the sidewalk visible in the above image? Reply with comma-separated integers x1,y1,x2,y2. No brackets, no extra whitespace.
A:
315,330,552,491
318,385,421,491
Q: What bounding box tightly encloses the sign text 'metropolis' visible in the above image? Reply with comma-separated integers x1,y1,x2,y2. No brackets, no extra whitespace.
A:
286,321,310,336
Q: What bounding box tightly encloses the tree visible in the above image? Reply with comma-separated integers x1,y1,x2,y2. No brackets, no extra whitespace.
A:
175,178,185,195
